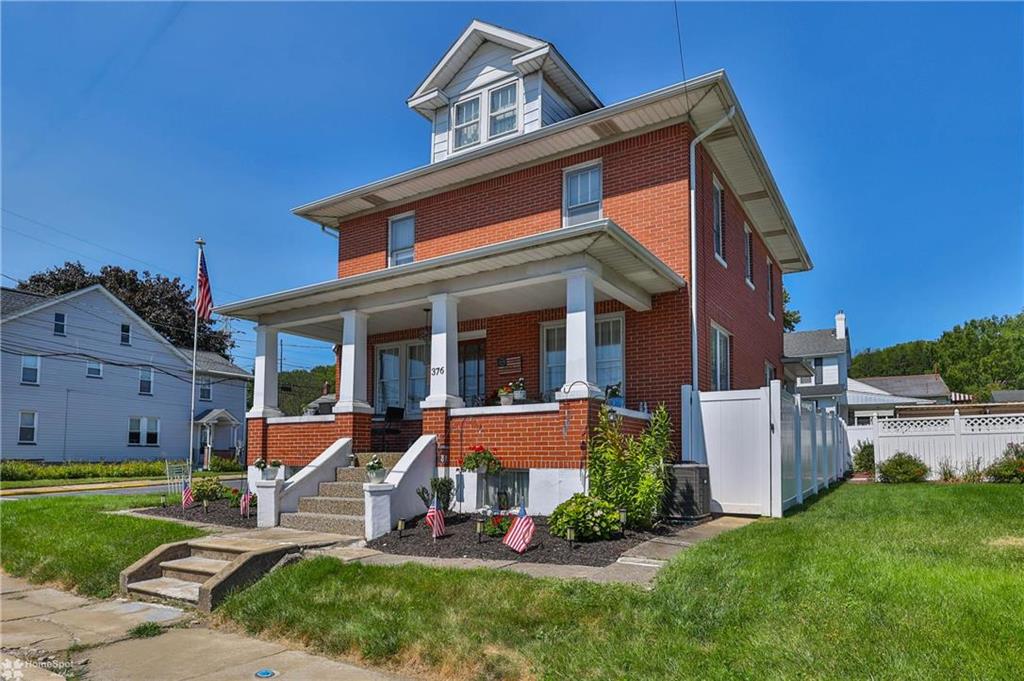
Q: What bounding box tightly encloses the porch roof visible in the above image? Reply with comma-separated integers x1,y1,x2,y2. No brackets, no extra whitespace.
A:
215,220,684,339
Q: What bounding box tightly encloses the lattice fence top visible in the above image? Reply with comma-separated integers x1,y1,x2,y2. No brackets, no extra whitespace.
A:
879,417,953,435
963,414,1024,433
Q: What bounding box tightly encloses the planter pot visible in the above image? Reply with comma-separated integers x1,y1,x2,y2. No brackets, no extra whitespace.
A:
499,394,514,406
607,397,625,408
367,468,387,484
513,390,527,401
261,467,279,480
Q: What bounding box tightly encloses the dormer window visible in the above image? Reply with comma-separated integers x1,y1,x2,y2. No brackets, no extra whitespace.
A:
488,82,518,139
452,97,481,151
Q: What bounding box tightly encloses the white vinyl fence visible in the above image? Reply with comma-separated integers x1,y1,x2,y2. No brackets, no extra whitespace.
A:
874,411,1024,479
685,381,850,518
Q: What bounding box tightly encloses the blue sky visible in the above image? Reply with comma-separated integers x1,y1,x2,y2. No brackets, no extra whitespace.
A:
3,2,1021,371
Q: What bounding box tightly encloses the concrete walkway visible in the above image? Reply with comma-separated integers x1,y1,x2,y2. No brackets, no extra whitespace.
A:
318,515,756,588
1,475,244,498
0,573,406,680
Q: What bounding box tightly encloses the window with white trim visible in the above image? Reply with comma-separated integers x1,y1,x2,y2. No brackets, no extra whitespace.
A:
767,259,776,319
21,354,40,384
128,416,160,446
406,343,428,415
477,469,529,510
198,376,212,401
374,341,428,416
744,224,754,285
541,324,567,397
18,411,37,444
120,323,132,345
540,315,624,398
53,312,66,336
388,213,415,267
713,178,726,264
139,367,154,395
710,324,731,391
563,162,602,227
488,82,518,139
86,360,103,378
452,96,481,150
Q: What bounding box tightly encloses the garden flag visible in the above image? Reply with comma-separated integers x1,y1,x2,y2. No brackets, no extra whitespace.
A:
181,480,194,509
240,489,254,517
425,494,445,539
195,249,214,320
503,502,535,554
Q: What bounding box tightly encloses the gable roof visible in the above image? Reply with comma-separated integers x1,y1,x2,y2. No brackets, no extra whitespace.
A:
1,287,50,320
407,20,601,118
857,374,950,400
784,328,848,358
177,348,252,379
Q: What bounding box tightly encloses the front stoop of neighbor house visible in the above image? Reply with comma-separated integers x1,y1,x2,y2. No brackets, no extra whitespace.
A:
279,452,404,535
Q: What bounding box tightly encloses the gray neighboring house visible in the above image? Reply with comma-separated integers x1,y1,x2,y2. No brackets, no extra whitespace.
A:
783,311,852,419
1,285,250,464
992,390,1024,403
856,373,952,402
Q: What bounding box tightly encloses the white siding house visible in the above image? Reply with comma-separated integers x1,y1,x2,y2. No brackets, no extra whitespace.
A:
1,285,250,463
783,311,852,419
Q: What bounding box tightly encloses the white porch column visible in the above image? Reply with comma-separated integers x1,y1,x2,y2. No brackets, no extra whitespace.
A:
422,293,464,409
559,270,602,400
334,310,373,414
248,325,283,418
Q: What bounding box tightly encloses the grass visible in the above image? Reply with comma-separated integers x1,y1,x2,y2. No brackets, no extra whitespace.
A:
0,494,205,598
0,470,242,490
219,484,1024,680
128,622,164,638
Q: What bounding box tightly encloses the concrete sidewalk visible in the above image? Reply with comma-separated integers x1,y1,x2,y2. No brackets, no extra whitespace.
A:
0,573,407,680
1,475,244,498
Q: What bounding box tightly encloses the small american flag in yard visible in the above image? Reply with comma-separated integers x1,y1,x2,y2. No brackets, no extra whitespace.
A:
240,489,254,517
181,480,194,509
502,502,535,554
425,494,445,539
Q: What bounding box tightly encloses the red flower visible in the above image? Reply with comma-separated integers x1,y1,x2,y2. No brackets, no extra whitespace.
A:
472,444,485,453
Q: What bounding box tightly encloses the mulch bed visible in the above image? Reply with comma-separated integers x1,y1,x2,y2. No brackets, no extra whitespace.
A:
366,514,698,567
137,498,258,529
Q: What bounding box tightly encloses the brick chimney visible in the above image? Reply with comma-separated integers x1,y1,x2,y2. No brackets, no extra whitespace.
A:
835,310,847,340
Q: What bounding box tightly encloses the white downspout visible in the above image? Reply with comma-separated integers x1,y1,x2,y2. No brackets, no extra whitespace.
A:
687,106,735,460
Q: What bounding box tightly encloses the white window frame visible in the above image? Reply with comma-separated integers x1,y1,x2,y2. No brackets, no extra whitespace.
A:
562,159,603,228
86,360,103,379
18,411,37,445
120,323,132,346
744,224,755,289
21,354,41,385
448,76,523,155
712,177,727,267
374,340,428,418
451,93,482,152
487,81,520,141
128,416,160,447
387,211,415,267
710,322,731,391
198,376,212,401
139,366,154,395
540,313,625,397
767,257,776,320
53,312,66,336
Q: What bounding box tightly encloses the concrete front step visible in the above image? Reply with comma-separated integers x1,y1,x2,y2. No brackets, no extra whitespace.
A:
126,577,200,603
353,452,404,468
159,556,231,584
318,481,364,497
299,495,365,515
187,538,268,562
280,512,364,535
335,467,372,483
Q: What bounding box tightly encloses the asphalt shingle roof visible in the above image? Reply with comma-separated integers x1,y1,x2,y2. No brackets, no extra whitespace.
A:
783,328,848,358
1,287,50,320
176,348,252,379
991,390,1024,403
857,374,950,400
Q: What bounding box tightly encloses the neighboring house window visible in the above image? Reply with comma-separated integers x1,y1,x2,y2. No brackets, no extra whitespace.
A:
767,259,776,319
540,315,623,397
713,178,726,265
120,323,132,345
458,339,486,407
488,82,518,139
541,324,567,396
139,367,154,395
53,312,66,336
710,324,731,391
452,96,481,150
18,411,37,444
388,213,415,266
128,416,160,446
21,354,41,384
86,360,103,378
744,225,754,286
765,362,777,386
563,162,602,227
198,376,212,401
406,342,428,416
813,358,823,385
477,469,529,511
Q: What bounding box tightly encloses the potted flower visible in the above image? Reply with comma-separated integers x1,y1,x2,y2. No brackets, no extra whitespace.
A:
510,377,527,401
605,383,625,409
365,455,387,484
497,384,514,406
462,445,502,476
254,457,275,480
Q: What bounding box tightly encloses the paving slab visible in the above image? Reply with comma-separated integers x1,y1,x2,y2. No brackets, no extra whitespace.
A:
591,562,660,586
2,588,91,619
189,648,404,681
39,599,186,647
315,545,383,563
501,562,603,580
620,539,688,562
0,617,74,651
0,654,65,680
0,574,36,595
218,527,356,547
360,554,514,570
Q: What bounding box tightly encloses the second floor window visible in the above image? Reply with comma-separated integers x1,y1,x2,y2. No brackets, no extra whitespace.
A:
121,323,132,345
814,357,824,384
139,367,154,395
563,162,602,227
744,225,754,285
21,354,40,384
388,213,415,266
198,376,212,401
452,96,481,150
488,82,518,139
713,178,726,264
53,312,66,336
767,259,776,319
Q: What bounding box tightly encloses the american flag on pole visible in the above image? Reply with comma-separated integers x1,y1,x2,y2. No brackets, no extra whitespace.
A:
195,250,213,321
181,480,194,509
240,489,254,517
425,494,445,539
502,502,535,554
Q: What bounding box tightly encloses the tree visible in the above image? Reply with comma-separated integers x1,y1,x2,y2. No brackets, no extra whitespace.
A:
782,288,801,332
245,364,336,415
19,261,233,355
850,340,936,379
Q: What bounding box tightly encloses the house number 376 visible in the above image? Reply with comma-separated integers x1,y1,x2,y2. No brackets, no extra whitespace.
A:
430,367,445,376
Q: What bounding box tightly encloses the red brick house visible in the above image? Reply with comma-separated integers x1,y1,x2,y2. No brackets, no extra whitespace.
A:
219,21,812,521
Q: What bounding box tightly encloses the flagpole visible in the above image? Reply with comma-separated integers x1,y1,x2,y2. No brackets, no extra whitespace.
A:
188,238,205,472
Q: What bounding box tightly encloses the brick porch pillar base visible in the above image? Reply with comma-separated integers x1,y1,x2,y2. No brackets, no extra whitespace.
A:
558,398,601,469
334,412,372,453
246,418,268,465
421,407,450,467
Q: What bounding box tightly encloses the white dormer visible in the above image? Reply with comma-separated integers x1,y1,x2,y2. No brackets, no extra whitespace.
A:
407,20,602,163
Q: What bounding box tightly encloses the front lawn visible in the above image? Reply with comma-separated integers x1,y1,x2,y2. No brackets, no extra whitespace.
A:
220,484,1024,680
0,494,205,597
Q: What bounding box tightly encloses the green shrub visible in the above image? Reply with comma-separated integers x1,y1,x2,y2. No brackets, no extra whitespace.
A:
878,452,929,483
587,405,669,529
938,459,958,483
985,442,1024,483
549,493,620,541
483,514,513,537
416,477,455,511
207,455,243,472
962,457,985,483
852,442,875,473
191,477,227,502
0,459,172,481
